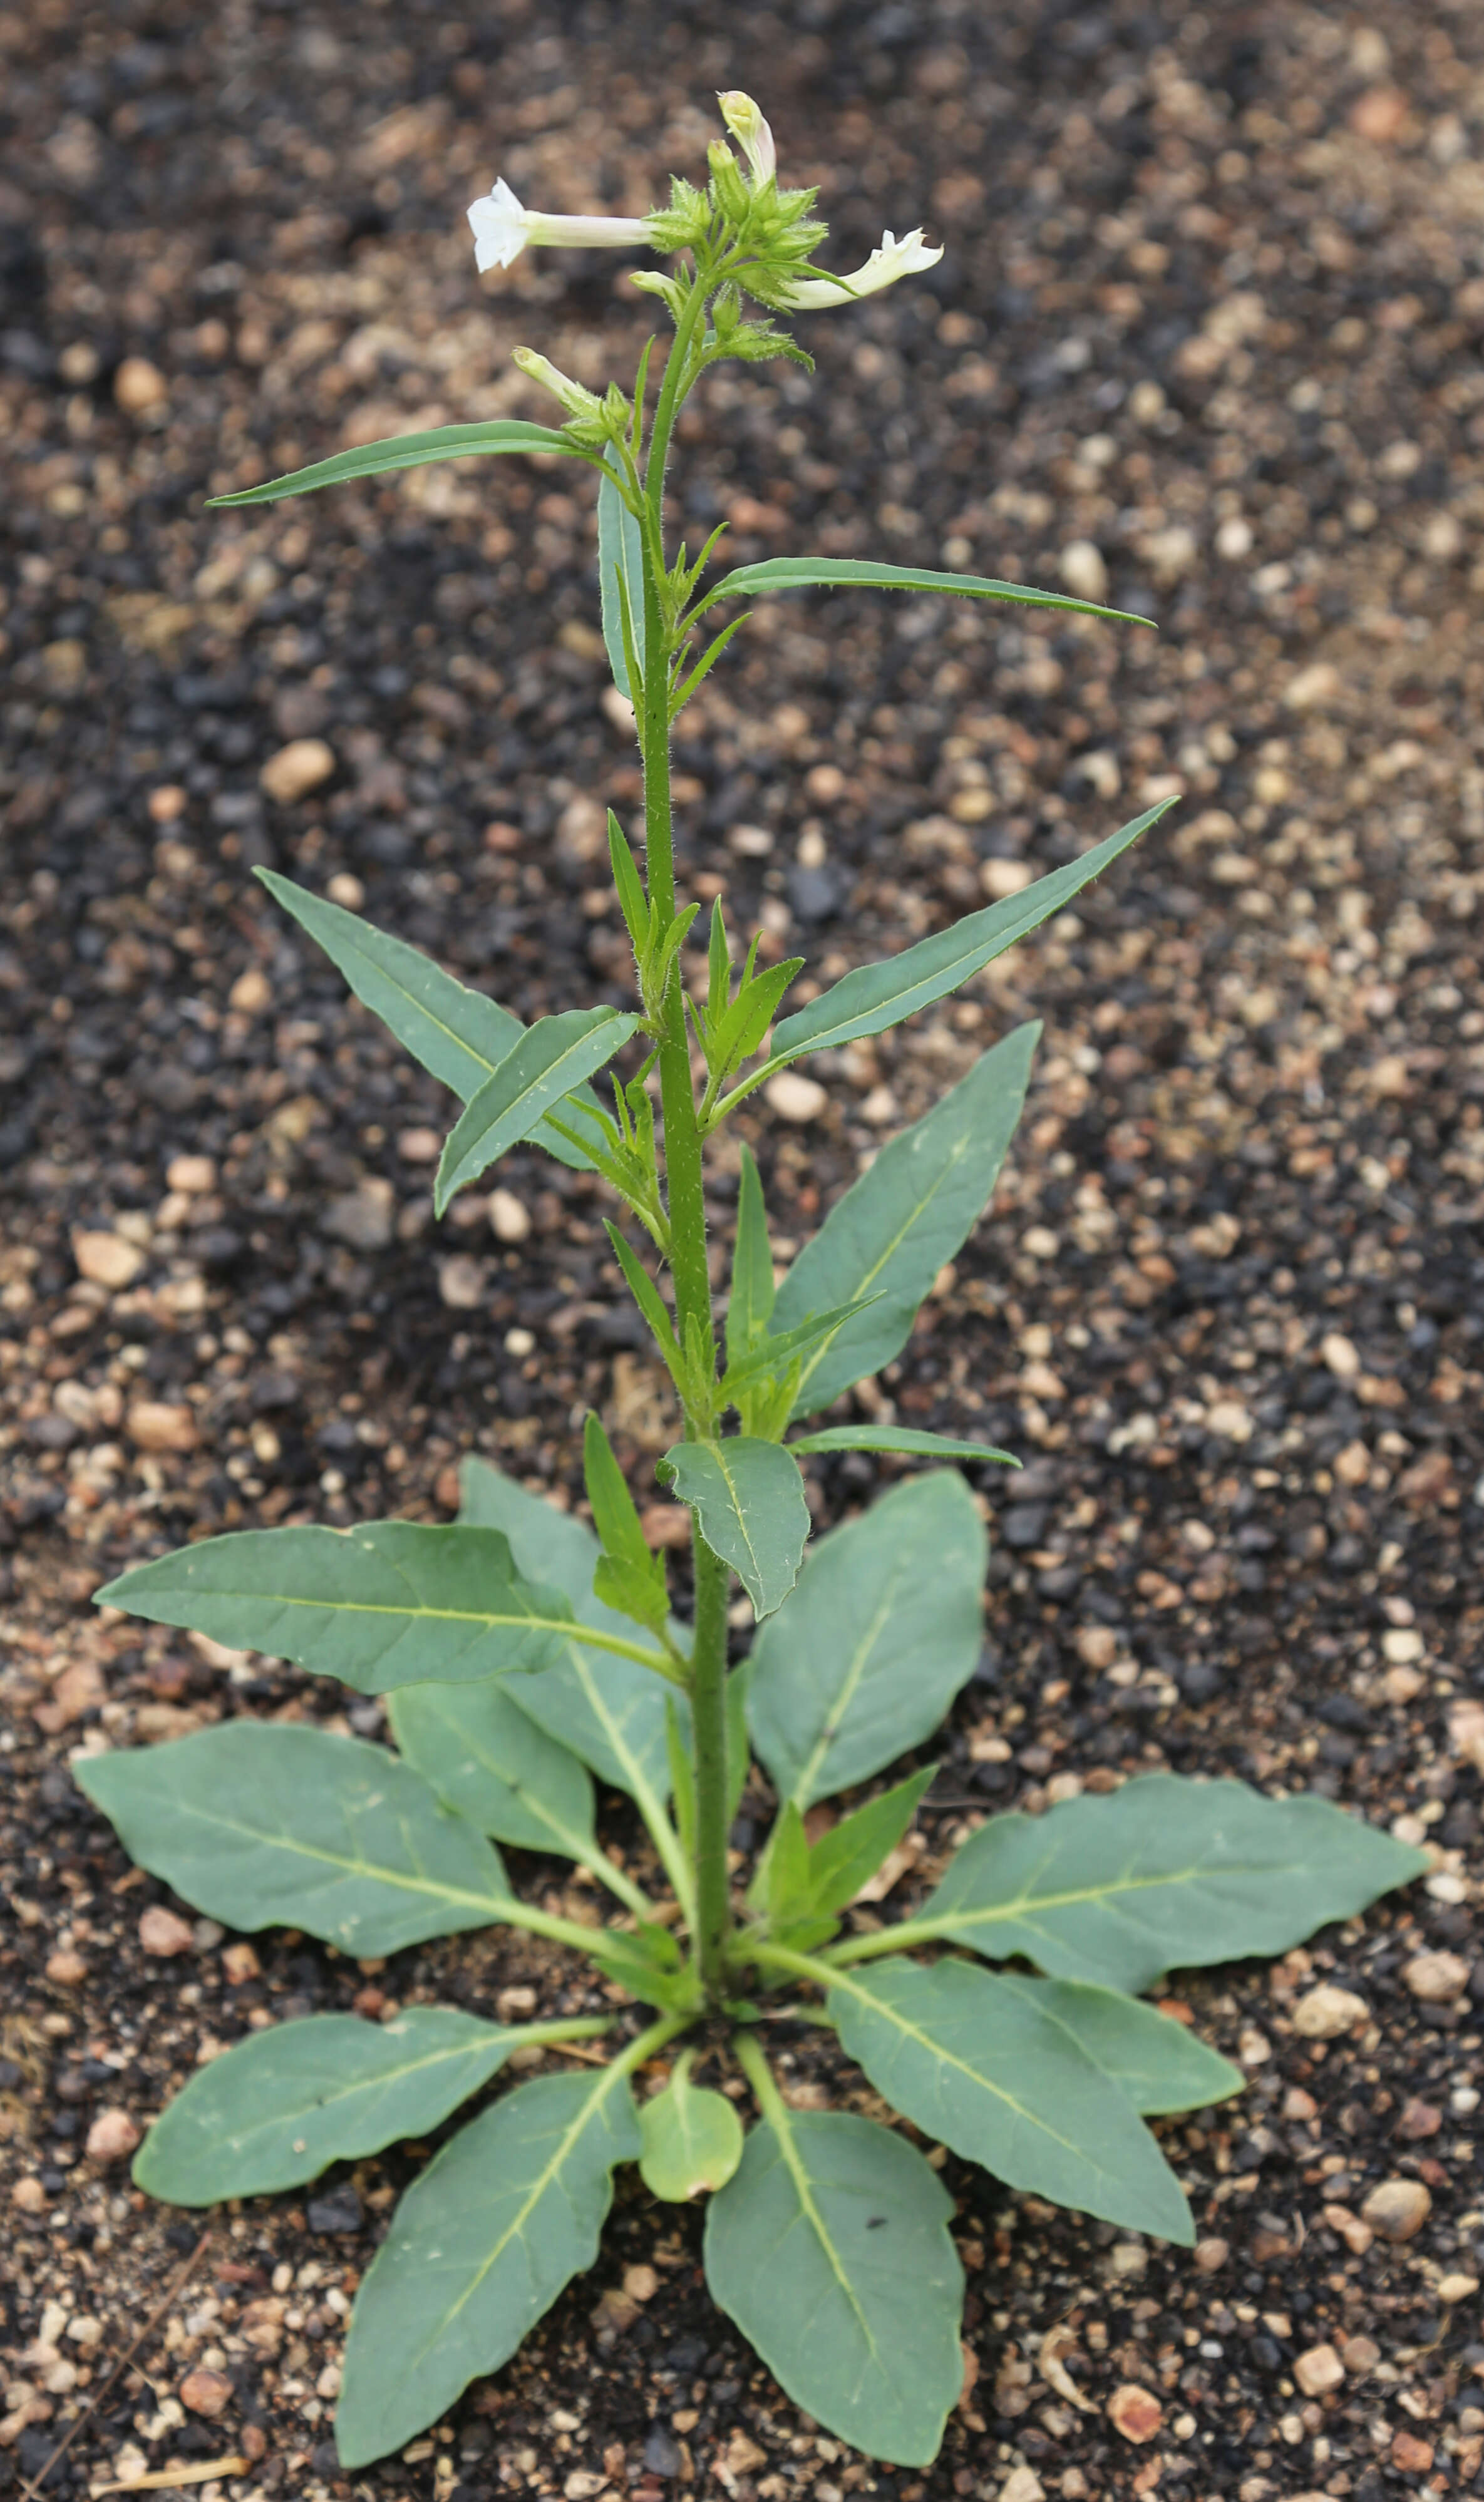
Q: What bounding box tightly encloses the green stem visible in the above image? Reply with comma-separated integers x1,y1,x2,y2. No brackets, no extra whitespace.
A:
814,1919,945,1969
731,2022,790,2123
574,1847,659,1924
495,1897,639,1960
634,277,736,2008
611,2006,693,2079
510,2015,616,2049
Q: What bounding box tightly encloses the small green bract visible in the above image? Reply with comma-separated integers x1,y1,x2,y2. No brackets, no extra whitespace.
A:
80,92,1428,2474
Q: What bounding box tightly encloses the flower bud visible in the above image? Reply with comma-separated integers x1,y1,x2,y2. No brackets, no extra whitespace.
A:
718,91,776,185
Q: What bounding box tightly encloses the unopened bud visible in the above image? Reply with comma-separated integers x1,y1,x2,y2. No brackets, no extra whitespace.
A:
718,91,777,185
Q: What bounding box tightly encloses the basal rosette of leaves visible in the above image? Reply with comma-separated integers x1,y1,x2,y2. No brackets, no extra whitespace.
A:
77,93,1428,2474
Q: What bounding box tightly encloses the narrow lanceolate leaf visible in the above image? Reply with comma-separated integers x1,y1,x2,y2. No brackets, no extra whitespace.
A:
388,1679,597,1861
255,872,599,1170
802,1767,935,1918
826,1957,1193,2242
987,1974,1244,2116
920,1775,1430,1994
95,1521,575,1693
76,1724,511,1955
748,1471,985,1808
597,470,647,699
770,802,1172,1063
207,418,577,508
639,2057,745,2200
658,1438,810,1619
460,1458,689,1812
693,553,1153,629
135,2009,572,2205
585,1413,668,1632
788,1425,1019,1465
436,1008,640,1210
726,1145,775,1366
337,2065,641,2469
773,1022,1039,1418
704,2109,964,2468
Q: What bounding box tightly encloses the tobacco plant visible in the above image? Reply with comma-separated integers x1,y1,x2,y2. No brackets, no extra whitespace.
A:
79,96,1425,2471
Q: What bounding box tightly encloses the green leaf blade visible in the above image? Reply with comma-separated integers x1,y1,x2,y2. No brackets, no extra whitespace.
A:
436,1009,640,1210
597,471,647,699
95,1521,572,1692
773,1022,1039,1418
726,1145,776,1368
255,872,598,1168
748,1471,985,1808
698,553,1153,629
704,2108,964,2467
658,1438,810,1618
989,1975,1245,2116
388,1678,596,1860
788,1426,1019,1464
805,1767,935,1918
922,1775,1430,1992
75,1723,510,1955
207,418,577,508
639,2059,745,2200
828,1957,1193,2243
134,2009,526,2205
337,2066,641,2468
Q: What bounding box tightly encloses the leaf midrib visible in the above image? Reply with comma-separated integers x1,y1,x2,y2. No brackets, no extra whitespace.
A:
148,1793,510,1918
789,1123,974,1403
827,1965,1086,2165
763,2105,879,2360
791,1572,904,1808
935,1851,1336,1932
408,1696,593,1860
453,1015,627,1173
408,2066,629,2365
207,2036,507,2151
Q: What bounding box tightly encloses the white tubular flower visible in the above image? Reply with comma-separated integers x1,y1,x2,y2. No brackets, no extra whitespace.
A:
781,227,944,311
467,176,649,273
718,91,776,184
510,347,603,423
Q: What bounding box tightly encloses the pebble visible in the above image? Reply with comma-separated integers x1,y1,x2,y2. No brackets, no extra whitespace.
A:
1283,659,1342,713
85,2108,140,2163
125,1401,199,1454
44,1949,87,1987
326,872,365,909
1321,1331,1360,1378
113,355,167,413
999,2473,1044,2502
138,1906,195,1957
438,1254,487,1310
1382,1627,1425,1665
179,2368,234,2419
1193,2237,1229,2273
765,1070,828,1124
1059,540,1108,603
322,1178,396,1251
227,965,272,1014
1294,2344,1345,2396
398,1127,442,1163
11,2178,46,2214
1107,2385,1162,2443
165,1155,216,1195
981,857,1034,898
1403,1949,1470,2003
1437,2272,1480,2303
260,737,336,803
1292,1984,1368,2039
1360,2178,1431,2241
488,1187,532,1243
73,1230,144,1289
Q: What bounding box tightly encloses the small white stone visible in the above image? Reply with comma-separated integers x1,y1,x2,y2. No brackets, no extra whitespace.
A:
1382,1627,1425,1665
228,965,272,1014
488,1188,532,1244
73,1230,145,1289
1292,1984,1368,2041
1402,1950,1470,2004
438,1255,487,1310
326,872,365,909
1321,1331,1361,1379
765,1071,828,1124
1059,539,1108,603
165,1155,217,1195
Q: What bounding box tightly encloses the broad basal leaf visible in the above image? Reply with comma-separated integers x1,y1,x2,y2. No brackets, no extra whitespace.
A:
770,802,1170,1064
826,1957,1192,2242
748,1471,985,1808
436,1007,640,1210
693,553,1152,630
460,1458,686,1815
789,1425,1018,1464
207,418,576,508
918,1774,1430,1994
135,2009,591,2205
704,2108,964,2468
388,1678,596,1861
773,1022,1039,1418
639,2055,744,2200
597,470,646,699
95,1520,578,1692
258,872,600,1170
657,1438,810,1618
989,1973,1244,2116
76,1724,510,1955
337,2064,641,2468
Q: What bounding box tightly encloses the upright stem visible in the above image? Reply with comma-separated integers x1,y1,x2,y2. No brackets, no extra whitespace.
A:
637,282,735,2005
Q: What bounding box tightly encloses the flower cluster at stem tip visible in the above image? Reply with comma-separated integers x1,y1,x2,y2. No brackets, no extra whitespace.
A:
466,91,944,394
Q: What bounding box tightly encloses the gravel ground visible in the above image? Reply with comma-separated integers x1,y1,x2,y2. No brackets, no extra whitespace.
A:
3,3,1484,2500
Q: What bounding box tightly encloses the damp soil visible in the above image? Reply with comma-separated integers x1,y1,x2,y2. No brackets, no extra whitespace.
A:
2,4,1483,2501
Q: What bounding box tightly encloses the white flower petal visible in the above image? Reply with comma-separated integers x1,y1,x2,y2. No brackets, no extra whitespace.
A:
467,176,530,272
783,226,944,311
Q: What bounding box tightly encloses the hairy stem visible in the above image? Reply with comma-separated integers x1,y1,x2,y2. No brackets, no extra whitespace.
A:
636,279,736,2006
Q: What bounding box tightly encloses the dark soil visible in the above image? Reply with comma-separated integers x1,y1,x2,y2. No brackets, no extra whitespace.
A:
3,4,1483,2501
